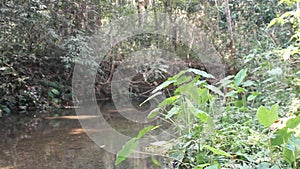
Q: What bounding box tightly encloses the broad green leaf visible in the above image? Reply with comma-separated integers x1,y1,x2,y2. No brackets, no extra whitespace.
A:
175,75,192,85
286,115,300,129
187,68,215,79
165,106,180,119
257,105,278,127
204,84,224,97
194,109,208,122
270,104,279,115
203,145,231,157
234,69,247,86
115,138,139,165
283,148,296,163
271,127,291,146
51,88,60,95
173,70,188,79
186,84,202,104
158,95,180,108
199,88,210,104
137,125,156,139
151,79,176,94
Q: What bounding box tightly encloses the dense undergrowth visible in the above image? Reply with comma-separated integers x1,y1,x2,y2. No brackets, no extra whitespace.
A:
0,0,300,168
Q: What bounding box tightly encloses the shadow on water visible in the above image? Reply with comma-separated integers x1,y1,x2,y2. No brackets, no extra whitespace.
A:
0,101,168,169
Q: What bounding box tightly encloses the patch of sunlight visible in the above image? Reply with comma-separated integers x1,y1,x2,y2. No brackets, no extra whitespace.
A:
45,115,98,120
68,128,86,135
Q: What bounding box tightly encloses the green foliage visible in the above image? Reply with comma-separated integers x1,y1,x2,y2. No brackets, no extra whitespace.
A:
115,125,157,165
257,105,279,127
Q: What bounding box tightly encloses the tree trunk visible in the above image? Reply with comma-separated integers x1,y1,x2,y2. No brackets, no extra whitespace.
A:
224,0,235,61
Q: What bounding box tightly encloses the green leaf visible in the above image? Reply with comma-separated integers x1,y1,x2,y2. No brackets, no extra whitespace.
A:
151,79,176,94
271,127,289,145
203,145,231,157
204,84,224,97
187,68,215,79
283,147,296,163
257,105,279,127
234,69,247,86
115,138,139,165
165,106,180,119
267,18,278,28
194,109,208,122
51,88,60,95
158,95,180,108
286,115,300,129
175,75,192,85
136,125,156,139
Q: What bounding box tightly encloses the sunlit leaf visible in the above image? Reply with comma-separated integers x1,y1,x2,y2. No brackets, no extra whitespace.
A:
158,95,180,108
175,75,192,85
234,69,247,86
151,79,176,94
187,68,215,79
194,109,208,122
257,105,279,127
267,18,278,28
203,145,231,157
51,88,60,95
137,125,156,139
115,138,139,165
286,115,300,129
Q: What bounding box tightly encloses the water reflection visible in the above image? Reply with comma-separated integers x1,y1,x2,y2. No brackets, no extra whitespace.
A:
0,102,167,169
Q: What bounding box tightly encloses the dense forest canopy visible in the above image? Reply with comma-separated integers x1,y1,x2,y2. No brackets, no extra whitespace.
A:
0,0,300,168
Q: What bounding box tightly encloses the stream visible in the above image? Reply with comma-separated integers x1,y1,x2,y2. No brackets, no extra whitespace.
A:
0,101,167,169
